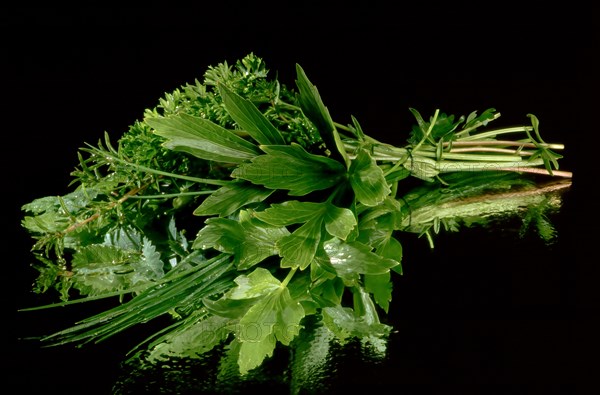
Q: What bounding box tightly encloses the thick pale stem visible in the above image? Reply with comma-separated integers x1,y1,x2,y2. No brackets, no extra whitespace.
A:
445,140,565,150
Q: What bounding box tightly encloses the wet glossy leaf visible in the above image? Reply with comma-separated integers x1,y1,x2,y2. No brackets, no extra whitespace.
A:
323,237,400,282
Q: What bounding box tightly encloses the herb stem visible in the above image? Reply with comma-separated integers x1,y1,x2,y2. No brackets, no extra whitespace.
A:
412,109,440,152
85,145,231,186
446,140,564,150
447,147,533,155
130,190,216,199
281,267,297,288
458,126,533,141
416,151,526,161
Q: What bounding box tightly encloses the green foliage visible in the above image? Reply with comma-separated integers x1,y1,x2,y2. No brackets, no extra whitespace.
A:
19,53,571,378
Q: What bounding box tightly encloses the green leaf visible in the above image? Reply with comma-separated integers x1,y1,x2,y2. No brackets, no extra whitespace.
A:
464,108,496,129
70,237,165,296
146,113,261,163
408,107,430,143
203,296,258,319
323,204,357,241
21,211,69,234
71,245,133,295
323,238,400,283
310,249,338,283
364,272,392,313
226,268,304,374
227,267,281,299
192,217,243,254
377,236,403,275
22,188,100,215
277,219,323,270
309,277,345,307
238,284,304,346
295,64,350,167
356,226,403,276
193,181,274,217
253,200,324,226
254,200,356,241
21,188,103,234
193,211,288,270
231,144,346,195
236,212,290,270
526,113,563,175
218,82,286,145
130,237,166,284
349,148,391,207
286,271,315,305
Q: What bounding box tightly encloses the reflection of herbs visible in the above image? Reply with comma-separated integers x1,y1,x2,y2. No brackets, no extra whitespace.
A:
395,172,570,246
20,53,572,375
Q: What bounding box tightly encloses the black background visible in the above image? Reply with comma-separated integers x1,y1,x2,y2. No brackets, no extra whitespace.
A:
4,3,597,394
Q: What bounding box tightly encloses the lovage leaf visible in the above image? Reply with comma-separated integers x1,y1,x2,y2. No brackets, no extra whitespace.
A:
253,201,357,270
323,204,358,240
254,200,356,240
227,267,282,300
364,272,392,313
348,148,391,207
277,219,323,270
239,286,304,346
253,200,325,226
309,277,345,308
231,144,346,195
203,296,258,319
193,211,289,270
323,238,400,284
237,283,304,372
222,267,305,374
193,181,274,217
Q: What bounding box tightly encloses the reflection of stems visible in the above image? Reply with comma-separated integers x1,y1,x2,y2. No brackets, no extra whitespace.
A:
399,178,572,233
494,167,572,178
441,179,571,208
446,147,535,155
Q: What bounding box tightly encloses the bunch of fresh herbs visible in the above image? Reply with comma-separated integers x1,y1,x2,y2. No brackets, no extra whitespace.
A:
19,53,571,375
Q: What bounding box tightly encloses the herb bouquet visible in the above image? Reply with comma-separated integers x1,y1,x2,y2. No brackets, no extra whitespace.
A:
19,53,572,377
